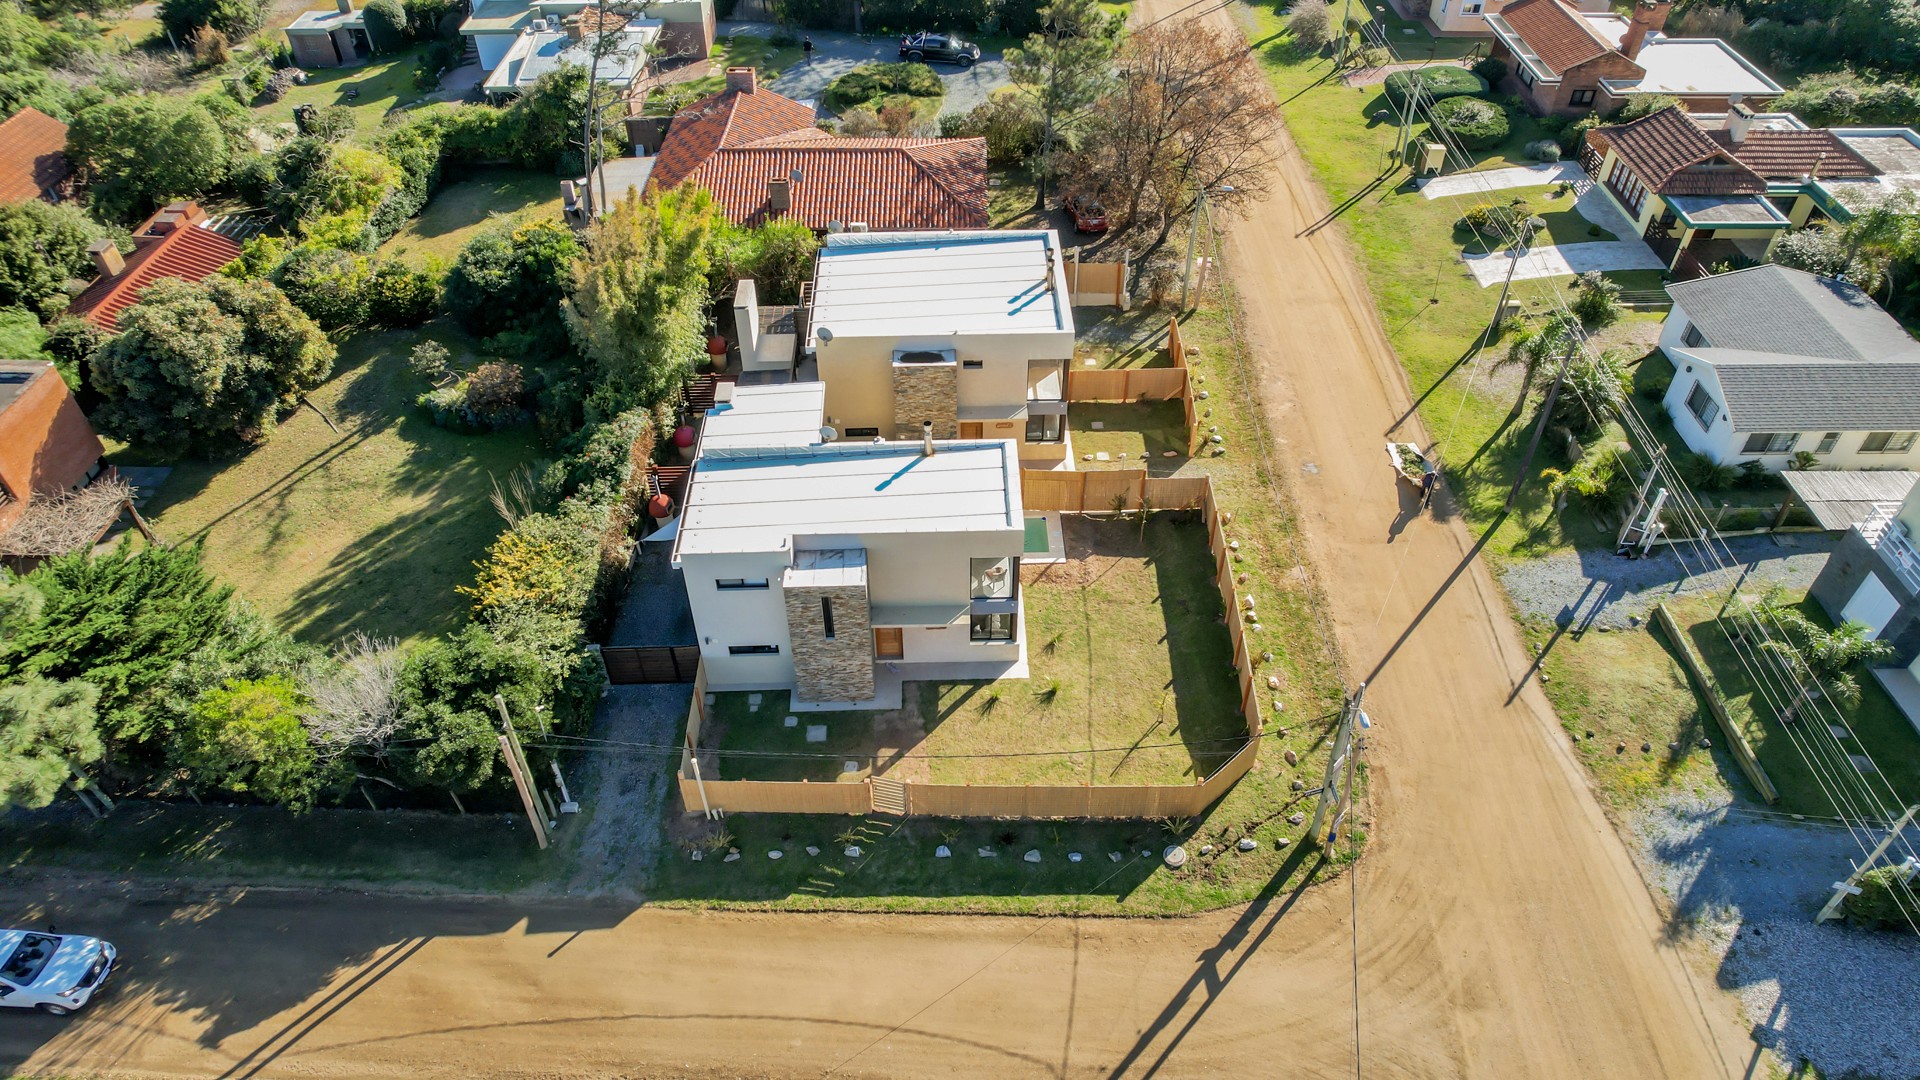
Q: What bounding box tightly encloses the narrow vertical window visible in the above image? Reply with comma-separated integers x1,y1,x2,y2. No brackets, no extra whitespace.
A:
822,598,836,640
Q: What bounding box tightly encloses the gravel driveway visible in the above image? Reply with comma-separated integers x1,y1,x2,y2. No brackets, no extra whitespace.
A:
721,21,1012,117
1500,532,1834,630
563,682,690,897
1631,793,1920,1078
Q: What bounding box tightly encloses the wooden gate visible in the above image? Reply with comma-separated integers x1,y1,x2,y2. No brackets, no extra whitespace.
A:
602,645,702,684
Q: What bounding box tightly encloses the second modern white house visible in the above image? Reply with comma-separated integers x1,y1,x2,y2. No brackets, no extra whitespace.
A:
804,229,1075,468
1658,265,1920,471
670,382,1030,707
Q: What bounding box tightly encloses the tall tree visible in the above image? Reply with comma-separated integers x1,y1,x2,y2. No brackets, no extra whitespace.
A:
176,675,325,809
444,216,581,357
1005,0,1122,210
1077,19,1279,244
0,201,115,319
90,276,336,454
0,677,103,811
67,93,247,223
566,183,726,417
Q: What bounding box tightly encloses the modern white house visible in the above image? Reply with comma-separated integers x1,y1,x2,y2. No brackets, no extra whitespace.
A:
670,382,1029,707
804,229,1074,468
461,0,709,72
1658,265,1920,471
481,17,660,99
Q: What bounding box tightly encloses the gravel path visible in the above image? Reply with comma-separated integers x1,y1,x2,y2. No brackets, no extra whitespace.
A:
1629,793,1920,1078
606,544,695,647
722,21,1012,118
563,682,690,898
1500,532,1834,629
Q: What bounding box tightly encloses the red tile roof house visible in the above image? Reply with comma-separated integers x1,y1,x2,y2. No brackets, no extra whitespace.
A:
0,106,75,206
618,67,988,232
0,361,107,567
1580,102,1920,277
67,201,244,331
1485,0,1780,116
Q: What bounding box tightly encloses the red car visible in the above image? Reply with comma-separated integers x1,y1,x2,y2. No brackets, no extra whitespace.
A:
1063,193,1108,233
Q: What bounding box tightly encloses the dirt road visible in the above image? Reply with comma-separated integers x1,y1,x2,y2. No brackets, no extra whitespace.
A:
0,3,1754,1076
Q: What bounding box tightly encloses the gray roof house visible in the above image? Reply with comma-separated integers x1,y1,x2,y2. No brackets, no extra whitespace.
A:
1655,265,1920,471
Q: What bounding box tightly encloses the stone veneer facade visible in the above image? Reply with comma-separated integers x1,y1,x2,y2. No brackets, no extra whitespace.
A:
891,361,957,439
782,580,876,702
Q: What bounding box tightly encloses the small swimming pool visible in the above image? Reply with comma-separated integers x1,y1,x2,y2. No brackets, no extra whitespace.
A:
1023,513,1066,563
1023,516,1049,553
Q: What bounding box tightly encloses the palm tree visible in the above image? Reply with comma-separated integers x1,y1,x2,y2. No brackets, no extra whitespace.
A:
1748,589,1894,719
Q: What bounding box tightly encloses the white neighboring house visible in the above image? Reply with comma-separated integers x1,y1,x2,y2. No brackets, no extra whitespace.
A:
1658,265,1920,471
805,229,1074,468
671,382,1028,706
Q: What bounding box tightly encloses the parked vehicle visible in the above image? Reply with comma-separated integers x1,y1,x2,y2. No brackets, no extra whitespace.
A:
899,31,980,67
1063,193,1109,233
0,930,116,1015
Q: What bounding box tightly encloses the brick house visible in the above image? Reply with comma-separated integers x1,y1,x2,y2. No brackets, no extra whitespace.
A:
0,107,74,206
1486,0,1779,116
0,362,104,537
627,68,987,232
67,201,243,331
672,382,1027,706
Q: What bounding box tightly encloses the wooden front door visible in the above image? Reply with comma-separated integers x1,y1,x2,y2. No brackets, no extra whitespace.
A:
959,422,984,439
873,627,904,659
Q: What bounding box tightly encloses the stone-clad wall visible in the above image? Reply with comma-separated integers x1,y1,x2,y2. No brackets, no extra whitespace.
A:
892,363,957,439
783,582,875,702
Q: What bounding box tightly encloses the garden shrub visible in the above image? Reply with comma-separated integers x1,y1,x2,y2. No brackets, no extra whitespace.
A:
942,90,1043,166
273,244,369,329
402,0,458,38
460,510,600,625
1430,95,1509,150
444,217,581,358
1570,270,1621,328
1525,138,1562,162
1457,199,1529,235
1382,65,1484,108
1471,55,1508,87
361,0,408,51
1680,451,1738,492
363,258,439,326
1843,865,1920,932
176,674,329,810
824,62,944,111
464,361,526,426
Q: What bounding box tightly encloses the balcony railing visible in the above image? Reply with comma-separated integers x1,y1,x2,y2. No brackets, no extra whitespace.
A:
1859,502,1920,594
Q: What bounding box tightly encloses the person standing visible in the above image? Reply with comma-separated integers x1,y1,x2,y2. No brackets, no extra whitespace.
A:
803,35,814,64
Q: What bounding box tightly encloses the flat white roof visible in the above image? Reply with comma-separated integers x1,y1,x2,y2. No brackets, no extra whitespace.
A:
287,8,363,31
1604,36,1781,96
808,230,1073,345
677,442,1021,556
697,383,826,456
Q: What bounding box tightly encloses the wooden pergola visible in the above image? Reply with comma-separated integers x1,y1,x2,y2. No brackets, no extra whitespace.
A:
1777,470,1920,531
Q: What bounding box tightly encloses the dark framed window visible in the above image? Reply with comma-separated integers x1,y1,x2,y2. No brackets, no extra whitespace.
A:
1025,412,1063,442
1682,323,1708,348
961,358,984,369
1517,65,1535,88
970,612,1016,642
821,598,836,640
728,644,779,655
1861,431,1919,454
1684,382,1717,430
844,426,880,438
716,578,769,590
1569,88,1595,106
971,556,1016,599
1742,432,1797,454
1816,431,1840,453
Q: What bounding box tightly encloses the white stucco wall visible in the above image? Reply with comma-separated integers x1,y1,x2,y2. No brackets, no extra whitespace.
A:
473,31,516,70
814,328,1074,435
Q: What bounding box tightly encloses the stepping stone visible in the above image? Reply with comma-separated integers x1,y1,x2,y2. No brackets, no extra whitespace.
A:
844,845,863,857
1141,850,1153,859
767,850,783,860
1288,813,1304,826
1109,852,1123,863
1024,849,1042,863
805,724,827,743
805,846,821,856
1275,837,1290,848
978,847,997,858
935,845,951,858
747,693,763,705
842,760,859,773
748,702,759,712
1237,838,1258,851
722,852,740,863
1091,421,1105,430
691,849,703,861
1068,851,1083,863
1851,754,1878,773
1162,845,1189,868
1083,358,1097,366
784,715,798,728
1199,844,1215,856
1828,724,1850,740
1094,452,1110,461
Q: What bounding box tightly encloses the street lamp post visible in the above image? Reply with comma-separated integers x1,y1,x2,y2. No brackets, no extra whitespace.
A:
1181,183,1234,310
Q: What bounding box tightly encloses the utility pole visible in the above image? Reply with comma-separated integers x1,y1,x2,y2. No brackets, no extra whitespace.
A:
1615,447,1666,549
1504,337,1579,512
1310,683,1366,845
1489,215,1546,333
1816,804,1919,923
1337,0,1356,66
495,693,550,850
1180,185,1231,310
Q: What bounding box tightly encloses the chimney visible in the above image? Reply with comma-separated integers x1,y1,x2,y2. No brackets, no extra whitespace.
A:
1620,0,1671,59
1726,96,1755,144
565,16,583,41
146,213,181,236
921,420,935,457
733,278,761,363
725,66,756,94
88,239,124,279
335,0,351,13
767,175,790,214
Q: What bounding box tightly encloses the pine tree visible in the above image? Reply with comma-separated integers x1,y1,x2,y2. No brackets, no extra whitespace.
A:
0,677,104,810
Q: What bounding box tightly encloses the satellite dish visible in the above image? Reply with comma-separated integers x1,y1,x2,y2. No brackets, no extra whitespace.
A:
816,326,833,342
790,168,804,183
819,426,837,442
827,220,844,233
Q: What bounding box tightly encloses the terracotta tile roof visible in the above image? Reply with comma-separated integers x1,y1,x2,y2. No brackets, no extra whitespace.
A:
0,107,73,205
1497,0,1616,77
1710,128,1880,181
573,7,631,32
1589,105,1767,195
646,81,988,230
67,202,243,331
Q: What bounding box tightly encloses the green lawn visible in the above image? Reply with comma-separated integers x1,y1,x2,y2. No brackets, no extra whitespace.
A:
380,167,565,266
253,43,433,139
125,321,544,647
1538,591,1920,817
708,691,885,783
1070,401,1190,470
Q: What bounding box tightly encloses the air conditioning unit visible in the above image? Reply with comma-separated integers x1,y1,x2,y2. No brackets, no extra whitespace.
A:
530,17,548,31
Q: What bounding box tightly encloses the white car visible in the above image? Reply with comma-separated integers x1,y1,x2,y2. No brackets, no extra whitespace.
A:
0,929,116,1015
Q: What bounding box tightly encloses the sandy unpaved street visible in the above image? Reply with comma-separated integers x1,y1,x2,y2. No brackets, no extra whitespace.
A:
0,4,1757,1076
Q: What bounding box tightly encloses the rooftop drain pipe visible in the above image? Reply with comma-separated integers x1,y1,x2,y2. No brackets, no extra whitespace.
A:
922,420,935,457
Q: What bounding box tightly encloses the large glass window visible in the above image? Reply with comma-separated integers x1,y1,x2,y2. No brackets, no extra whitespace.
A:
1025,412,1064,442
1685,382,1717,430
1742,432,1797,454
970,612,1016,642
1569,88,1594,106
971,556,1016,599
1861,431,1919,454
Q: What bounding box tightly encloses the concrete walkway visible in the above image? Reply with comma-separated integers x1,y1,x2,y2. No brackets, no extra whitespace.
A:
1463,238,1666,284
1417,161,1582,199
1421,162,1663,283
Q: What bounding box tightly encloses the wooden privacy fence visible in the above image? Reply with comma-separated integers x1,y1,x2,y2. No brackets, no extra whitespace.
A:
676,476,1268,820
1064,317,1199,432
1067,258,1128,308
602,645,701,684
